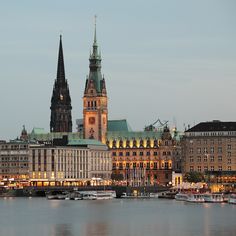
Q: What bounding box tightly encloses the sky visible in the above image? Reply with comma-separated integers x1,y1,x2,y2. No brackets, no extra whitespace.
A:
0,0,236,140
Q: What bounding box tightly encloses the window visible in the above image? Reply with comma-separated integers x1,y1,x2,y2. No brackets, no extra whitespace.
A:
139,152,143,156
112,163,116,170
228,159,231,164
133,162,137,168
146,151,150,156
190,166,194,172
218,166,222,171
112,152,116,156
227,152,231,157
227,145,231,150
119,152,123,156
203,155,208,162
140,162,143,168
204,166,208,171
119,163,123,170
203,147,207,154
133,152,137,156
210,166,214,171
126,163,129,169
197,156,201,162
164,162,168,169
146,162,150,170
218,156,222,162
154,162,158,170
210,156,214,162
189,148,193,154
228,166,231,171
197,148,201,154
197,166,201,172
189,156,194,162
154,152,158,156
218,147,222,153
210,147,214,154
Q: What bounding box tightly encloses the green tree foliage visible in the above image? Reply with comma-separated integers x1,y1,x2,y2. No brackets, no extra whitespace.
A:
185,171,204,183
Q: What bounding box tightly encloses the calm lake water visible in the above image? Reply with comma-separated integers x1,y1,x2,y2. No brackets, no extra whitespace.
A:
0,197,235,236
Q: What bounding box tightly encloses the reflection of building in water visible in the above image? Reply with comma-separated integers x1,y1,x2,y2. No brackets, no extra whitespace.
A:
51,224,72,236
85,222,109,236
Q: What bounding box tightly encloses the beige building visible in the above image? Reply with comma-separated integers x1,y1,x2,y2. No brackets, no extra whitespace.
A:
0,140,30,187
182,121,236,174
29,138,112,186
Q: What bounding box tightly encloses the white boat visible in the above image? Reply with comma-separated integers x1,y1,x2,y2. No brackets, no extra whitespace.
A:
175,192,189,201
228,194,236,204
186,193,205,203
80,190,116,200
203,193,224,203
94,191,116,200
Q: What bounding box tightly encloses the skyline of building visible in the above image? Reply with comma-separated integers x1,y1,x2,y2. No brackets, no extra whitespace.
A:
1,1,235,140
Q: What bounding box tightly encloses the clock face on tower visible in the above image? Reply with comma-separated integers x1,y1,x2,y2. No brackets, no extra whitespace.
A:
89,117,95,125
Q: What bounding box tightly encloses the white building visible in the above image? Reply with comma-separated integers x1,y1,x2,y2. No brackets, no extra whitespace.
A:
29,138,112,186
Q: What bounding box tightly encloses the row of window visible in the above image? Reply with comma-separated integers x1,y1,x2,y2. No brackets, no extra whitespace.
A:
189,147,232,154
188,156,232,162
1,156,28,161
113,151,171,157
189,166,232,172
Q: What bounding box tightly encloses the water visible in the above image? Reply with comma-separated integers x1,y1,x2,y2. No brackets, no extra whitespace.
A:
0,197,235,236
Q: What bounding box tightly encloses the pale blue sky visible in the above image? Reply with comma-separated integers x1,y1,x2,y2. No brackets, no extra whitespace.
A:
0,0,236,140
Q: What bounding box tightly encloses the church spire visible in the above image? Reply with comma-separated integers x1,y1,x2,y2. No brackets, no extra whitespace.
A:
50,35,72,133
56,35,65,82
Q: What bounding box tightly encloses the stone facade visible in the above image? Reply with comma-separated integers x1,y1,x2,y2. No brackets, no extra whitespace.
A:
107,126,181,186
182,121,236,173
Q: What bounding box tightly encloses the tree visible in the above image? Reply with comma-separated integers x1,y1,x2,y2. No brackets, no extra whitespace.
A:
185,171,204,183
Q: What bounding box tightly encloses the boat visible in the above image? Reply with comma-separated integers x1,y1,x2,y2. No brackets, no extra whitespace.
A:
46,191,69,200
174,192,189,201
69,191,83,200
203,193,224,203
228,194,236,204
79,190,116,200
186,193,205,203
94,190,116,200
158,191,176,199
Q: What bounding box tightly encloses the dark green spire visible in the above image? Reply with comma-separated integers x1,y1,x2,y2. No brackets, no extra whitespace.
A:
86,16,104,94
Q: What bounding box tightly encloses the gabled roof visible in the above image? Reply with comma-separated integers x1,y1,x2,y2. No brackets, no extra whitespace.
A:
108,119,133,132
186,121,236,132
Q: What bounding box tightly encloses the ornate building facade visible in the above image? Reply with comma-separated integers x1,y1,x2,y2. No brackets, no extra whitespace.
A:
50,36,72,133
83,23,108,143
106,120,181,186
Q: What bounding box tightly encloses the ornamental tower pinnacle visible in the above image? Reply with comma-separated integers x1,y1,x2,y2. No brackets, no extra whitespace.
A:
83,17,108,143
50,35,72,132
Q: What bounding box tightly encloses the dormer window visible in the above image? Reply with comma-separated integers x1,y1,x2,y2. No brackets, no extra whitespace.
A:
90,89,93,94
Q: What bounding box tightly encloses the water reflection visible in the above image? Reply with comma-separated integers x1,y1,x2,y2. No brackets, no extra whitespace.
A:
51,224,72,236
84,222,109,236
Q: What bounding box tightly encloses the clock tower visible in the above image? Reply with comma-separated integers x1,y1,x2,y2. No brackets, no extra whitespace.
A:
50,35,72,132
83,20,108,143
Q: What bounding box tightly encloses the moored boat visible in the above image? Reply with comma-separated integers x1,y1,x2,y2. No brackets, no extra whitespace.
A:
228,194,236,204
175,192,189,201
203,193,224,203
186,193,205,203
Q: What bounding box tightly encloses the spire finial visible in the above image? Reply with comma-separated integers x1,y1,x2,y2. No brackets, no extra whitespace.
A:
94,15,97,43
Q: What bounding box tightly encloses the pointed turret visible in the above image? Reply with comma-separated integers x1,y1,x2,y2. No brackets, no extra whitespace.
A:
50,35,72,133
